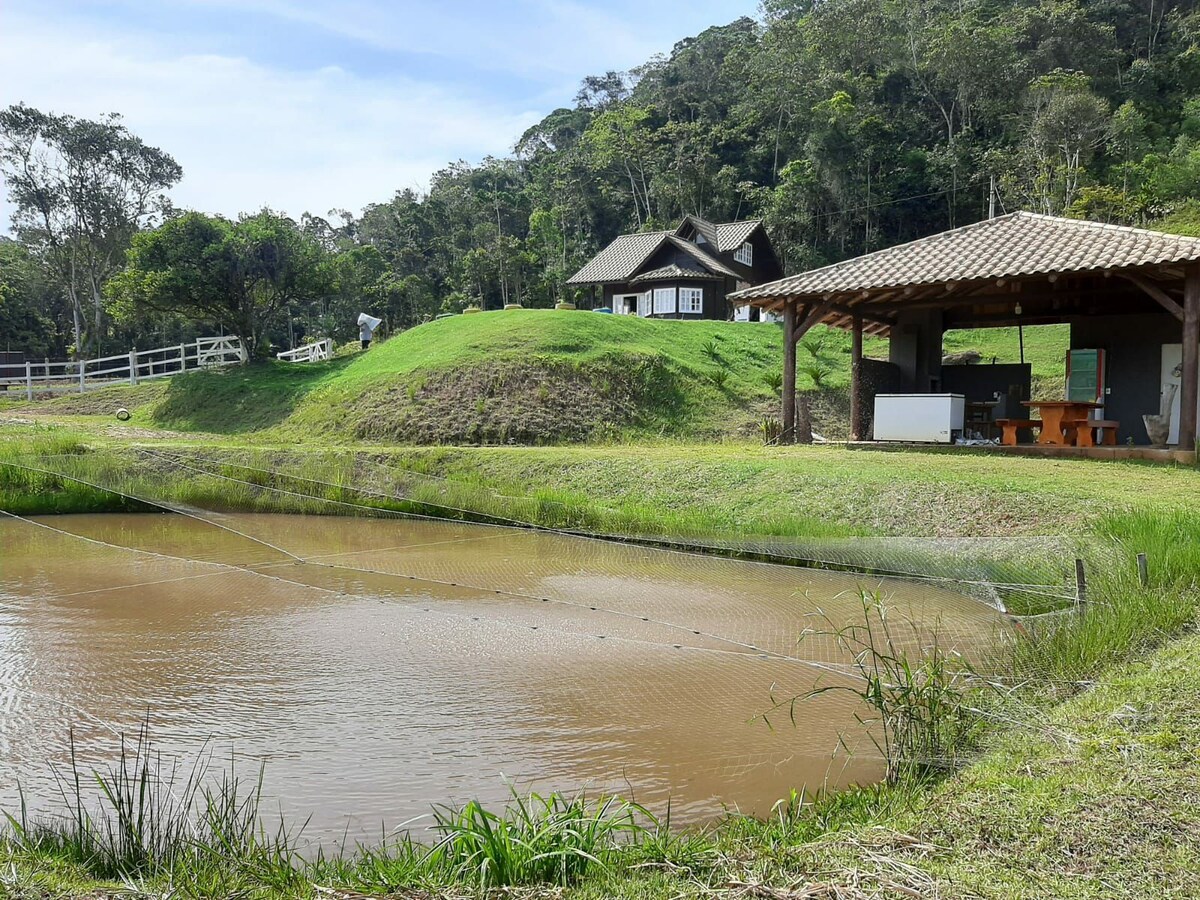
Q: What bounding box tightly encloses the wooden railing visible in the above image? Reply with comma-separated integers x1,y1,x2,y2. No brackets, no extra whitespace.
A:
276,338,333,364
1,336,247,401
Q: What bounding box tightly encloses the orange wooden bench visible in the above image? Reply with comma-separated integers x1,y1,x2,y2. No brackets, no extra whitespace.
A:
996,418,1041,446
1075,419,1120,447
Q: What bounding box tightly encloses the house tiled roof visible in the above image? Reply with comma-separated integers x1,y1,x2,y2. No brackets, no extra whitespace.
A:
630,263,716,284
675,216,763,252
731,212,1200,302
714,220,761,252
568,217,764,285
566,230,671,284
668,236,740,278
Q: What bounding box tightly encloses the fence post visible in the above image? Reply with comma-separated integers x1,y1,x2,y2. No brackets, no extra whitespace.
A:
1074,558,1087,611
129,349,138,385
179,343,187,373
78,359,86,394
1137,552,1149,588
25,360,32,401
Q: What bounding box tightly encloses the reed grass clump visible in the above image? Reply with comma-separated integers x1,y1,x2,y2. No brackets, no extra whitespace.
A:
3,724,298,887
2,728,649,894
428,791,643,887
766,591,982,785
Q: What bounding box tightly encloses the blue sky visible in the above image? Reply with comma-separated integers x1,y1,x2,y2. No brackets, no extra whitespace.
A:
0,0,758,224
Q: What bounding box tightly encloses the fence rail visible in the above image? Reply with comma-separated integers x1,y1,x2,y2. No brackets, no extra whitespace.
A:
276,338,333,364
0,336,246,401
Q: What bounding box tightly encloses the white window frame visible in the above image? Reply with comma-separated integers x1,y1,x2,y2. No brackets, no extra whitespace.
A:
637,293,651,317
734,241,753,266
679,287,703,314
653,287,676,315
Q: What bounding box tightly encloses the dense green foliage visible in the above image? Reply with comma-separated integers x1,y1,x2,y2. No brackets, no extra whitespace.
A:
348,0,1200,311
7,1,1200,359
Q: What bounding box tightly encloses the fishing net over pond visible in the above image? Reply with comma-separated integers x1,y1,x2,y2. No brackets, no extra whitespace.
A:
0,449,1095,843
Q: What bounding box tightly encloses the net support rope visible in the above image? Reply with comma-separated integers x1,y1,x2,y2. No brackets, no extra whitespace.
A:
131,448,1078,611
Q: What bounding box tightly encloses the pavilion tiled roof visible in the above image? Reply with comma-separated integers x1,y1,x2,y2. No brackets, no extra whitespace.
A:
731,212,1200,303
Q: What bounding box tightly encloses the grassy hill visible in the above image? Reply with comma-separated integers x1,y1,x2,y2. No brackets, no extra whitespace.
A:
6,311,1069,444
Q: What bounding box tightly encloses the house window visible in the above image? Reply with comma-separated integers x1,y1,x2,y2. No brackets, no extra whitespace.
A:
637,293,651,316
653,288,676,315
679,287,703,314
734,241,753,266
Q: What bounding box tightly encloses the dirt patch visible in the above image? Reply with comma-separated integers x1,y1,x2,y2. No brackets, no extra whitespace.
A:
7,382,167,417
348,355,691,445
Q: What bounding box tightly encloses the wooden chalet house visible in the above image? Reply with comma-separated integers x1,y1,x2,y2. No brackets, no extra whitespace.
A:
567,216,783,320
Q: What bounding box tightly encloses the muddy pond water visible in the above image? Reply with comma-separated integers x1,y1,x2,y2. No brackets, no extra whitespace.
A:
0,512,1003,843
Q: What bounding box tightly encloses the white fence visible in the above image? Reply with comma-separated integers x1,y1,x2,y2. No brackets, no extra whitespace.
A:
1,336,246,401
276,338,333,364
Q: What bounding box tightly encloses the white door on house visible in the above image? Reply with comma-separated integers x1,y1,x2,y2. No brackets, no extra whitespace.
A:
617,295,639,315
1160,344,1200,445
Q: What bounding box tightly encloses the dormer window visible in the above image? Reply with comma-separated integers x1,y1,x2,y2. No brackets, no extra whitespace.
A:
735,242,753,266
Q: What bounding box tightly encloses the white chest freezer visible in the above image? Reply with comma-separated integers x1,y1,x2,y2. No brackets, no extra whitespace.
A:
873,393,965,443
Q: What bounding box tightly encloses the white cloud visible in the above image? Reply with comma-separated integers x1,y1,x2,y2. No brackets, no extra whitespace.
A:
0,11,541,225
0,1,758,230
180,0,685,79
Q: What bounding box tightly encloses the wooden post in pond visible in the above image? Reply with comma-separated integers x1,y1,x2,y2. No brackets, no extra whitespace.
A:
850,314,864,441
782,302,797,443
1180,263,1200,452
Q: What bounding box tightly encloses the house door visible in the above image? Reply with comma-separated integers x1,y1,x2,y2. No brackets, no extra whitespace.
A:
619,295,639,315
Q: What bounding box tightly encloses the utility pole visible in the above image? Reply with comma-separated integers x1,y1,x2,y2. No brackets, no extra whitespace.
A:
988,175,997,220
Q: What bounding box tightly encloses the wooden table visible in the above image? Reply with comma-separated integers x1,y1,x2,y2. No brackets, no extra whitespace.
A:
966,400,1001,439
1023,401,1102,446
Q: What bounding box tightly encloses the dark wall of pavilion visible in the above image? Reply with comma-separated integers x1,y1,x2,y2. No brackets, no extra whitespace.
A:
1070,313,1182,445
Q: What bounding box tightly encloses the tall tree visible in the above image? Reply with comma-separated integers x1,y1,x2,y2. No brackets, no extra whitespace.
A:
107,209,330,356
0,104,182,357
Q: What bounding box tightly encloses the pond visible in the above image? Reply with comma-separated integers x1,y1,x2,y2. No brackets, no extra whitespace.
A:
0,512,1002,843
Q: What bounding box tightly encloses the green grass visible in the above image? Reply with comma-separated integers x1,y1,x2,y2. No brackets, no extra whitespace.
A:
3,415,1200,897
3,312,1071,444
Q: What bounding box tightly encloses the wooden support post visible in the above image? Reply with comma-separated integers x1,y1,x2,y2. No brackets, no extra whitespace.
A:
78,359,86,394
25,361,32,402
782,302,797,442
129,349,138,385
1182,263,1200,452
1137,552,1149,588
850,314,863,441
1075,558,1087,611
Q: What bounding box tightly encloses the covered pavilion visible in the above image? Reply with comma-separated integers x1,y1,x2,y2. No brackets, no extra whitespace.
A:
730,212,1200,455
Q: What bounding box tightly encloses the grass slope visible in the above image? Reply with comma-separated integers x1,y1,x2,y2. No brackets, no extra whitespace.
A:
3,312,1070,445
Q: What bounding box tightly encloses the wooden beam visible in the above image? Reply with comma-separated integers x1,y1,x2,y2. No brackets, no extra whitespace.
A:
850,314,863,441
829,302,895,327
782,302,797,443
1180,264,1199,452
1117,272,1185,322
790,299,837,345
